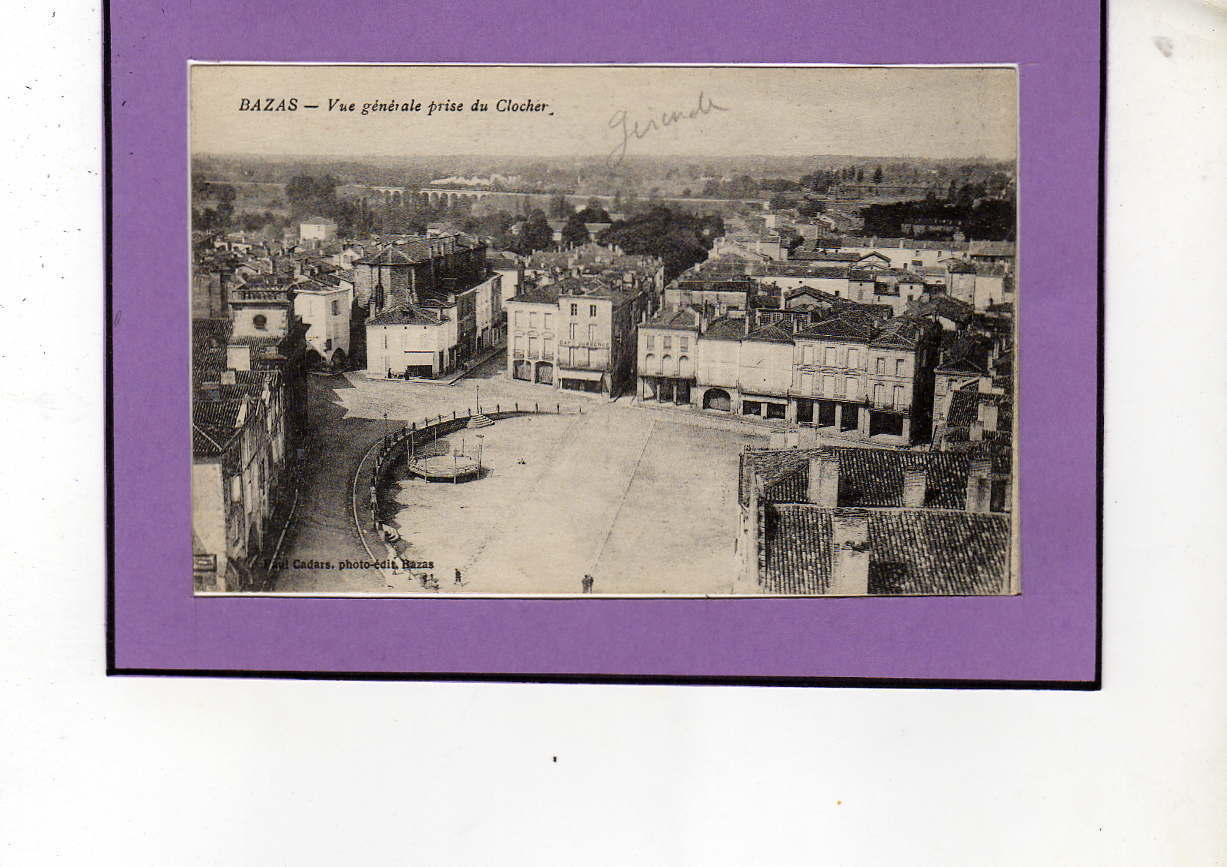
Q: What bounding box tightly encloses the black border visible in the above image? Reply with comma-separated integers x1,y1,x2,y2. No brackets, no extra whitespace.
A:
103,2,1106,689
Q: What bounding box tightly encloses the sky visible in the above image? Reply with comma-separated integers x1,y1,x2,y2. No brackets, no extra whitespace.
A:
190,64,1018,162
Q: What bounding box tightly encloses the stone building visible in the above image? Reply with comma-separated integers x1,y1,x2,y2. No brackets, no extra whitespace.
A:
505,274,654,396
292,276,352,367
646,307,940,447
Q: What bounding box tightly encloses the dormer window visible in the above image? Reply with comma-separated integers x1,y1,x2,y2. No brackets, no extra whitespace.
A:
252,314,267,330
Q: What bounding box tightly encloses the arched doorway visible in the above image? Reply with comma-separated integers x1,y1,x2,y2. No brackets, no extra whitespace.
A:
534,362,554,385
703,388,732,412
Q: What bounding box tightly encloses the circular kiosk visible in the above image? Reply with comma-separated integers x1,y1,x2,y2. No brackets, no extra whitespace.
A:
407,453,482,483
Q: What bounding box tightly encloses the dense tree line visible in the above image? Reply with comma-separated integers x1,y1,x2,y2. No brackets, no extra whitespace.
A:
860,197,1016,241
596,207,724,282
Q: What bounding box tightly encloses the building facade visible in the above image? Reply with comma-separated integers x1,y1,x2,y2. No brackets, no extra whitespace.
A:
292,277,352,367
506,275,654,396
638,308,940,446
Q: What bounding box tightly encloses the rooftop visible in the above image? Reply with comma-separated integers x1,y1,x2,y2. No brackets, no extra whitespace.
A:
740,446,987,510
759,505,1011,595
367,303,447,327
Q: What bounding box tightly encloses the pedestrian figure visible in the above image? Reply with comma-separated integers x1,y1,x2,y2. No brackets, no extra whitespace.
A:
454,568,463,586
581,574,594,594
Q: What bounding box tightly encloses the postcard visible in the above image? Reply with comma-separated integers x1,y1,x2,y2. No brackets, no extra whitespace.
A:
107,0,1101,684
189,64,1020,600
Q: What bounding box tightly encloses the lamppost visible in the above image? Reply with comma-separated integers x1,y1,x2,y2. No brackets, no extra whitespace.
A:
382,411,388,443
476,434,484,473
475,383,480,413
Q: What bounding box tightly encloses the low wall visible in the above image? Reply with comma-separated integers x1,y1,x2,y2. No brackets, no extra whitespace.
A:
350,402,583,579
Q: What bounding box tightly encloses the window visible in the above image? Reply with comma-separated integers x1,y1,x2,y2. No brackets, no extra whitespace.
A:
515,311,524,327
801,372,814,394
530,312,539,329
529,336,539,356
569,322,577,340
679,336,688,352
822,374,836,396
824,346,837,366
663,335,672,350
876,357,885,374
588,324,597,342
896,359,906,377
589,304,597,317
252,314,267,330
936,378,946,396
802,345,814,364
847,348,859,369
874,383,885,405
645,334,655,350
544,313,553,330
893,385,905,408
331,299,340,316
570,303,578,316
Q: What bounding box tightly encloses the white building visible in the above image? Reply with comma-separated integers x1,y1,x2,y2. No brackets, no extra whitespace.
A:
365,304,459,379
293,277,351,365
299,216,338,243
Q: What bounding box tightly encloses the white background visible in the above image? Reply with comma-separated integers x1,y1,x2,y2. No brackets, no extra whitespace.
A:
2,0,1225,862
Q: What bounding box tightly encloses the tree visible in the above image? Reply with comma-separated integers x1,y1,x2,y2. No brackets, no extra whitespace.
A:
547,194,573,220
514,211,554,254
561,213,590,248
574,203,611,223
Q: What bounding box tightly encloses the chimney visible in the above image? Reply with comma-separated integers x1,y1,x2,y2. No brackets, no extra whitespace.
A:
220,369,236,385
965,456,993,513
829,511,871,596
226,344,251,371
807,453,840,507
901,463,927,508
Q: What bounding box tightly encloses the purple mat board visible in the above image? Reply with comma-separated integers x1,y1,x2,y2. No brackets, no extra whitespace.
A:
106,0,1102,684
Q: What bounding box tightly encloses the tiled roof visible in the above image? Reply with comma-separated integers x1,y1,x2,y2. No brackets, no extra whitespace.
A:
946,381,981,428
356,243,427,266
937,334,994,374
791,250,862,262
869,316,934,349
367,303,446,327
192,397,246,457
843,237,971,252
508,284,561,305
702,317,747,341
759,505,1011,595
740,446,980,510
968,241,1016,257
796,311,880,342
909,294,975,323
743,323,795,344
642,307,701,330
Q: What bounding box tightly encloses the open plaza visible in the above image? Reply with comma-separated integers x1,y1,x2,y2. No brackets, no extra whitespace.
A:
273,353,777,594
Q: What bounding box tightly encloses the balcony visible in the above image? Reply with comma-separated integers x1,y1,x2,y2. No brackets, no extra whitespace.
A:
866,398,911,413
